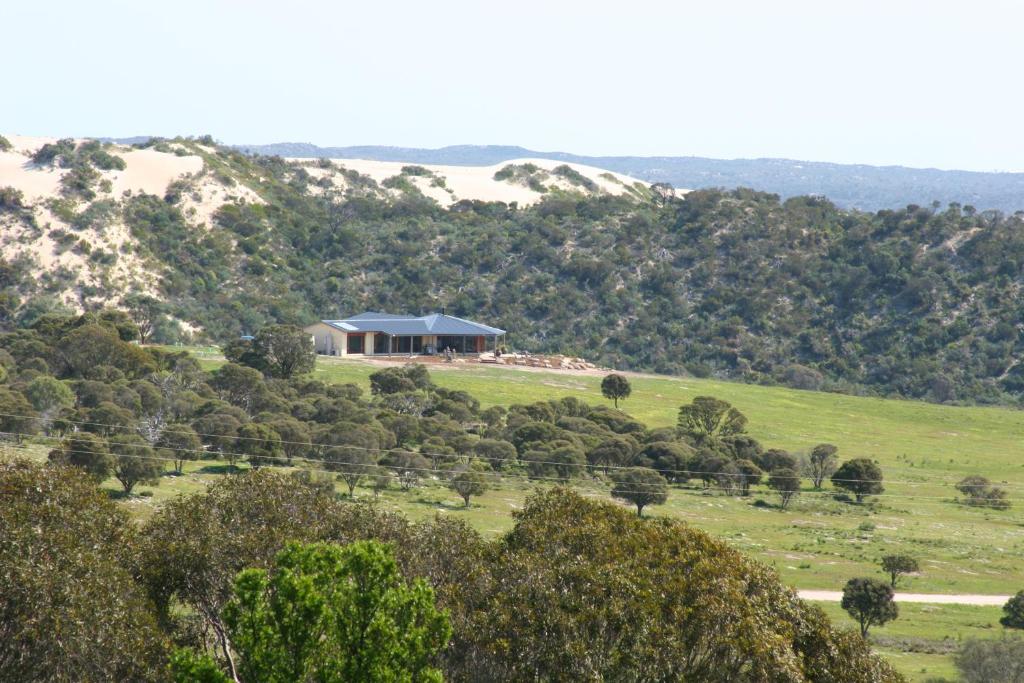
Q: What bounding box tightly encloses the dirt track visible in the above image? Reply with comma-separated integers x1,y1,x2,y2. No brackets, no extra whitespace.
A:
798,590,1010,606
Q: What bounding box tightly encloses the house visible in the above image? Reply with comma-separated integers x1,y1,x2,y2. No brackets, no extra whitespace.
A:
305,312,506,357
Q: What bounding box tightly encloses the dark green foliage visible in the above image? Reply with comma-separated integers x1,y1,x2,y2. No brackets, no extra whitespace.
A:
449,468,488,507
0,135,11,152
224,324,314,378
0,460,168,681
954,638,1024,683
677,396,747,444
767,467,801,509
955,475,1012,509
610,466,668,516
1002,591,1024,629
832,458,885,503
600,372,631,408
841,577,899,637
880,554,919,587
47,432,114,481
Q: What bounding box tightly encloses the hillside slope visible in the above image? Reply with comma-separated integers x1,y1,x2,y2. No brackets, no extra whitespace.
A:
240,141,1024,213
4,134,1024,404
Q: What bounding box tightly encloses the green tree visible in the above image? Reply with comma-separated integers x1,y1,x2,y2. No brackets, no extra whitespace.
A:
610,466,668,517
380,449,429,491
880,554,919,588
735,459,763,496
157,423,203,474
808,443,838,489
247,324,316,378
1001,590,1024,629
841,577,898,637
586,435,635,474
325,445,377,497
677,396,747,445
767,467,801,509
831,458,884,503
370,466,395,499
449,468,487,507
600,373,631,409
23,375,74,424
0,387,38,441
236,422,284,469
47,431,114,481
0,460,168,681
109,433,162,494
219,540,451,683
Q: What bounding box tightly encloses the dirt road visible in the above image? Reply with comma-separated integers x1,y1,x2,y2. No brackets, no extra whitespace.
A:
798,590,1010,606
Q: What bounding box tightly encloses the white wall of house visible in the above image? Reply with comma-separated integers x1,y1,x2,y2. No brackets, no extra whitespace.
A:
304,322,348,356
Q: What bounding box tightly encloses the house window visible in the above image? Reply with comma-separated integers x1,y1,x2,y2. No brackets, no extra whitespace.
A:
347,334,365,354
374,334,390,354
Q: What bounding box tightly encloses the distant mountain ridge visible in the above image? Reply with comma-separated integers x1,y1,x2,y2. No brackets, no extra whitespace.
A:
234,142,1024,213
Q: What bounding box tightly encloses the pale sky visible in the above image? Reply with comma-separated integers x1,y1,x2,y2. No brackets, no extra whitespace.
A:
2,0,1021,171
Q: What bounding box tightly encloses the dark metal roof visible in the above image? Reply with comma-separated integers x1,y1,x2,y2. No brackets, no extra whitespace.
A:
321,312,505,336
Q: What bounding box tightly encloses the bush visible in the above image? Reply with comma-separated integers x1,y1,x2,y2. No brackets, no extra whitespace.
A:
954,638,1024,683
0,135,12,152
956,475,1012,510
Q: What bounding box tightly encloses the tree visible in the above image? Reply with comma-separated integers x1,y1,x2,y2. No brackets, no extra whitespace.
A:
325,445,376,497
210,363,264,413
370,466,394,499
47,431,115,481
23,375,74,428
449,468,488,507
956,475,1012,510
218,541,451,683
807,443,838,489
236,422,284,469
677,396,747,444
123,293,166,344
109,433,162,494
735,459,763,496
473,438,517,470
381,449,429,491
0,460,168,681
610,467,669,517
248,324,316,378
193,412,241,458
880,554,919,588
156,423,203,474
600,373,631,409
831,458,884,503
841,577,898,637
954,638,1024,683
1001,590,1024,629
0,388,38,441
587,436,635,474
767,467,801,509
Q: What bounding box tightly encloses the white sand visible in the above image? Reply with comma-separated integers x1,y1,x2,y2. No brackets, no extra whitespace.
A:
296,157,657,207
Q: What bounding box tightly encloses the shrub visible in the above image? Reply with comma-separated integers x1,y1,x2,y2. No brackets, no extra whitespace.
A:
0,135,12,152
954,638,1024,683
956,475,1012,510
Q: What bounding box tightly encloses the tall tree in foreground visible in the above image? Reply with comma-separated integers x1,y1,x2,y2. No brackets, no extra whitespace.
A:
610,466,669,517
841,577,898,637
831,458,884,503
600,373,631,409
215,540,450,683
0,460,168,681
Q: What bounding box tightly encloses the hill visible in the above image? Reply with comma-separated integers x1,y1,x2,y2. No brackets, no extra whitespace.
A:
237,141,1024,213
5,133,1024,405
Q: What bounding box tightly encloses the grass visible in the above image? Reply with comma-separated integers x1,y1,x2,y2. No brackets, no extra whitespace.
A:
28,350,1024,678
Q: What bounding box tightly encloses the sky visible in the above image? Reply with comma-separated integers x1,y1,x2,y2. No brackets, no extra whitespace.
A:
2,0,1021,171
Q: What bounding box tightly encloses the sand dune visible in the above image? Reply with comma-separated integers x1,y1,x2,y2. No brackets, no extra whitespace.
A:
299,157,657,207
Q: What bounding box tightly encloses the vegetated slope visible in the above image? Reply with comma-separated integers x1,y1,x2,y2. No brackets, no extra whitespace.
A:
238,141,1024,213
5,134,1024,404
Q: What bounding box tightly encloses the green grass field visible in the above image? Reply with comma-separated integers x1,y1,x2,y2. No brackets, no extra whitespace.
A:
29,351,1024,680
